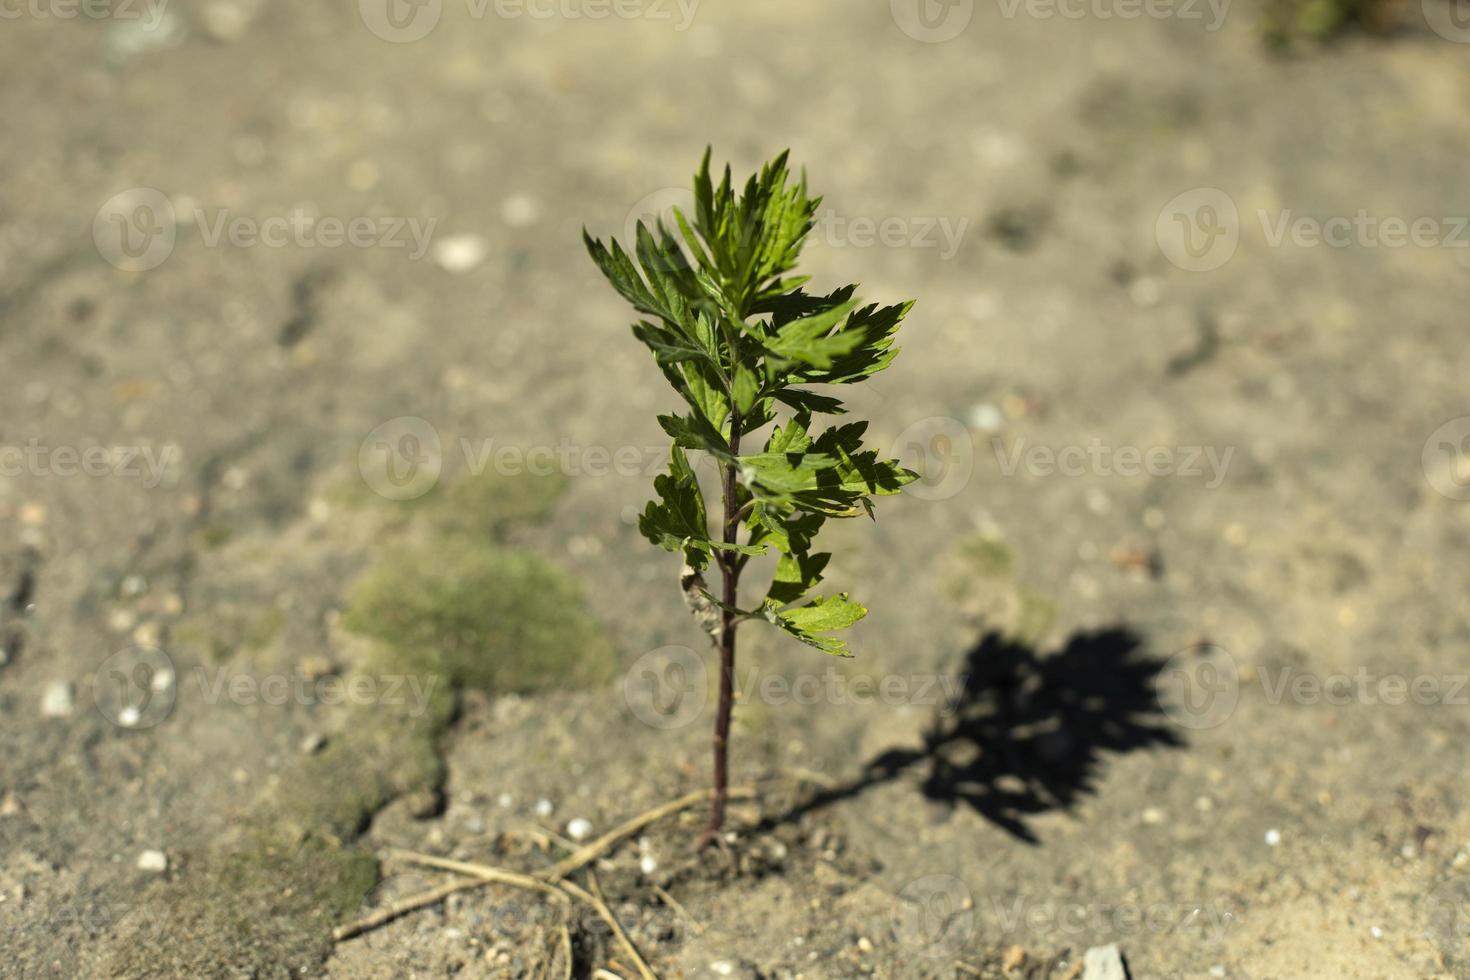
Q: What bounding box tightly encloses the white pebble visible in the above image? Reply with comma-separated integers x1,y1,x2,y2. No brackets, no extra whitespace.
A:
1264,828,1281,847
1370,926,1383,939
496,792,514,809
40,682,74,718
639,855,658,875
432,234,489,274
1141,807,1165,825
533,798,554,818
501,194,541,228
118,705,143,728
968,403,1004,433
709,962,734,977
566,818,593,842
137,850,168,872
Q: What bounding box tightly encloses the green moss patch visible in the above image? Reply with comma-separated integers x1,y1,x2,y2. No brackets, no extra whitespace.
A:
342,539,613,694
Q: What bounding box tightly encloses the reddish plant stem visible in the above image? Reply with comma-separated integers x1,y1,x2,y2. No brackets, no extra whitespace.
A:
699,409,742,847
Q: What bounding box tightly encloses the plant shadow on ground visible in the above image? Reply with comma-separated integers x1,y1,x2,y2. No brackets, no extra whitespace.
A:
764,627,1183,844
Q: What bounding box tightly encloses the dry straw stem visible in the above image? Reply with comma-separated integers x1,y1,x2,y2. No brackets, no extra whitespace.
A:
333,786,756,969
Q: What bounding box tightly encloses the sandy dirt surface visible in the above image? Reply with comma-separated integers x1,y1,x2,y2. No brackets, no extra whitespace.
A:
3,0,1470,977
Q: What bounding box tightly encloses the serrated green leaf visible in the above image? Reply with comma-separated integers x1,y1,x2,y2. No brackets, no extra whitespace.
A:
765,593,867,657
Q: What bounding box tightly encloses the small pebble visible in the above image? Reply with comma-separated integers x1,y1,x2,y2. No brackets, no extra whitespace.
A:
496,793,514,809
533,798,554,818
639,855,658,875
566,818,593,842
136,850,168,872
432,234,489,274
1141,807,1165,825
40,682,74,718
968,403,1005,433
299,733,326,755
501,194,541,228
1265,828,1282,847
1209,967,1226,979
117,705,142,728
1370,926,1383,939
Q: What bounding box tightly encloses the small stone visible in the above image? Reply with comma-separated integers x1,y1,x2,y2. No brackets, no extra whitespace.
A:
465,815,486,834
1265,828,1282,847
132,622,161,648
1141,807,1165,826
1081,943,1127,980
41,682,74,718
432,234,489,274
136,850,168,873
1369,926,1383,939
0,794,22,818
200,1,253,42
298,656,336,681
639,855,658,875
709,962,734,977
120,575,148,598
1128,276,1161,307
19,503,45,526
533,798,554,818
968,402,1005,433
108,609,138,633
1209,967,1226,979
346,159,381,192
566,818,593,842
496,793,514,809
299,733,326,755
857,936,874,955
501,194,541,228
1001,945,1026,972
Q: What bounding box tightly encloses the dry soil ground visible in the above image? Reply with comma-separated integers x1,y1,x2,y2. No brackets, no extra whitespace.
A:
2,1,1470,978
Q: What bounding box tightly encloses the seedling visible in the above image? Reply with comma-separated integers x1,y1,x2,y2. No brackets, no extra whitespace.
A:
585,150,917,844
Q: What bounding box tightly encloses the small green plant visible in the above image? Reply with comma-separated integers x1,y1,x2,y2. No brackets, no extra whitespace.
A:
585,149,917,843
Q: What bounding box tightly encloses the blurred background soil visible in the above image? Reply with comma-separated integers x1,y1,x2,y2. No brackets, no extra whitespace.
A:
2,0,1469,976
